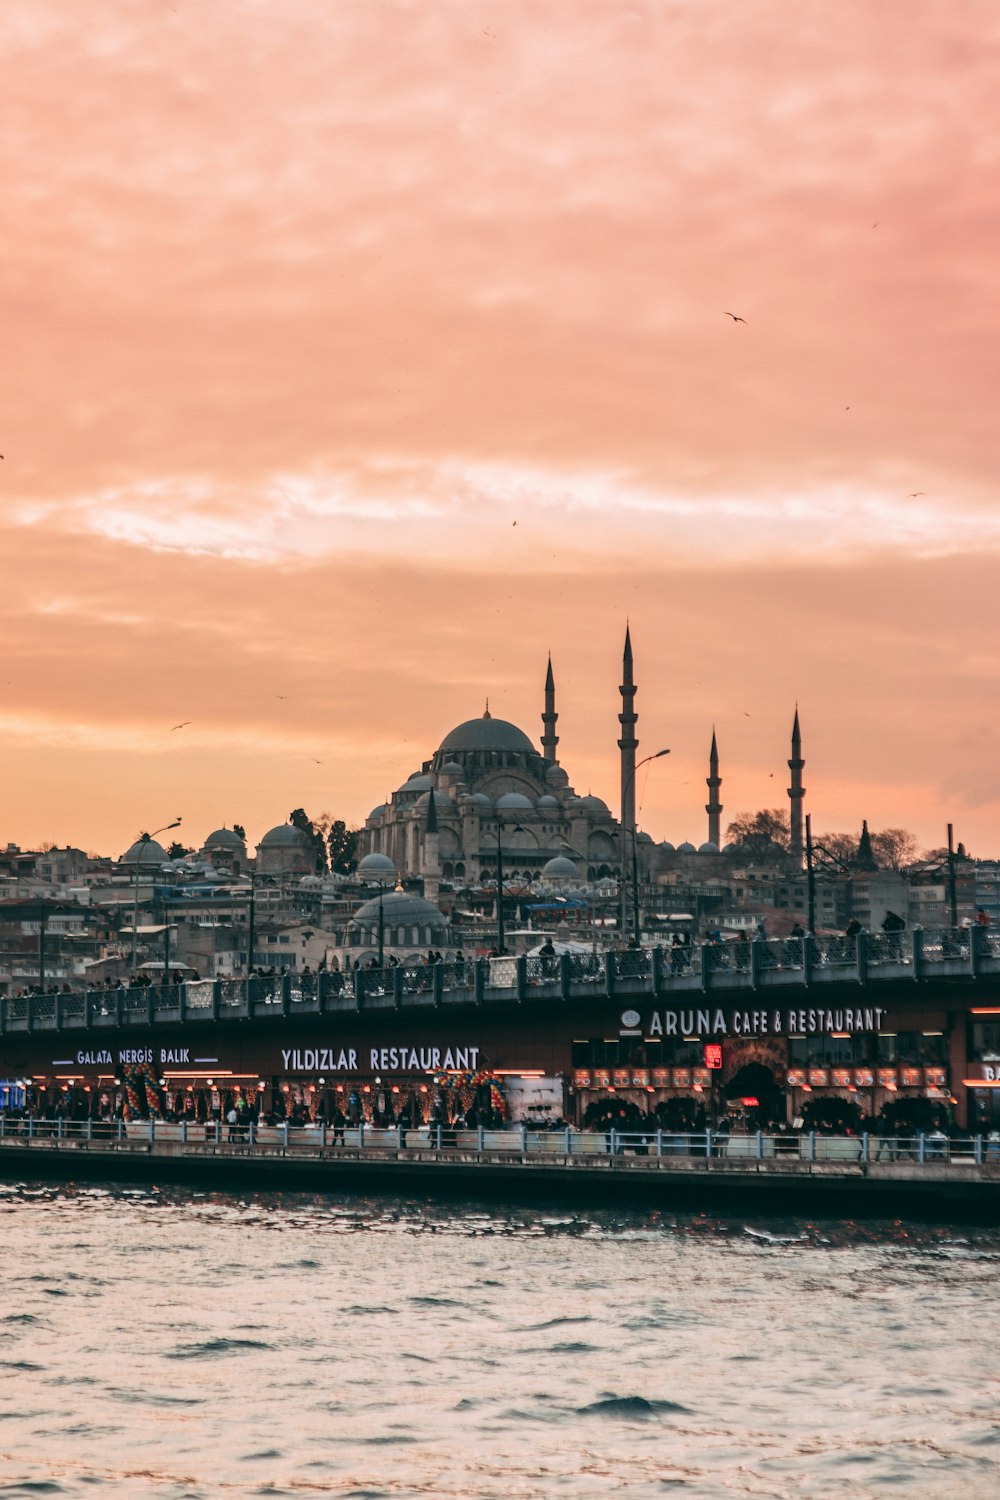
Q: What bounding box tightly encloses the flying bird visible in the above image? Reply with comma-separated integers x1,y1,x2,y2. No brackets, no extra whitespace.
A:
313,759,324,765
276,694,288,700
742,711,751,717
724,311,746,323
908,491,925,497
170,721,191,731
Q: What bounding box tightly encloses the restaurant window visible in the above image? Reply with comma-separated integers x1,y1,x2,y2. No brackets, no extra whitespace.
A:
971,1022,1000,1061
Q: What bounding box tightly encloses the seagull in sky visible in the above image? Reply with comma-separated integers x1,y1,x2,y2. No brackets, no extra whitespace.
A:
724,311,746,323
313,759,324,765
170,721,191,731
908,491,925,497
276,694,288,699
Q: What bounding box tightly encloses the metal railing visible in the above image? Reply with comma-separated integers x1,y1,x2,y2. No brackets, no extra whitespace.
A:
0,1116,991,1171
2,927,997,1036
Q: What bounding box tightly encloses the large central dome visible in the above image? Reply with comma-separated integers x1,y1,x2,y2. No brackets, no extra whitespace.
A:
439,711,536,756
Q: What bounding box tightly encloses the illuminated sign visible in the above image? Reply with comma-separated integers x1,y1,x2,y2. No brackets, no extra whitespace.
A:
703,1043,723,1070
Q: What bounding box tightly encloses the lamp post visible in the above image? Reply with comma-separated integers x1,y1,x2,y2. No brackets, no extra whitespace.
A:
494,822,526,954
130,818,182,977
247,866,257,975
376,881,386,968
620,750,669,942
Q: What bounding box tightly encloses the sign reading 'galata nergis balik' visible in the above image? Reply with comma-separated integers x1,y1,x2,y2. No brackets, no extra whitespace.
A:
621,1006,887,1038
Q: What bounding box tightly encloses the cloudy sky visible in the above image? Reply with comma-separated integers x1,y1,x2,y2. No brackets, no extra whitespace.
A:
3,0,999,856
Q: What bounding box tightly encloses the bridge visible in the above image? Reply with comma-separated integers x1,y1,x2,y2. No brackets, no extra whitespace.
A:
2,927,998,1037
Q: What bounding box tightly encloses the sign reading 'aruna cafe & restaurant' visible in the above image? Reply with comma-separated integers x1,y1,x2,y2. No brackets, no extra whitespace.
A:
620,1006,888,1038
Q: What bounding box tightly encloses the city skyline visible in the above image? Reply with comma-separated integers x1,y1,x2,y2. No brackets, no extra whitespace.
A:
3,3,999,853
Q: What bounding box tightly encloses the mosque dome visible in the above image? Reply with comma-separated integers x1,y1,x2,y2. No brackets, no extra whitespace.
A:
415,791,451,814
698,841,720,854
119,838,169,867
677,841,697,854
396,773,433,795
203,827,245,850
536,794,559,810
637,831,653,844
541,855,580,880
577,794,610,815
367,804,388,822
357,852,397,883
439,713,536,756
658,841,676,853
440,761,464,777
259,824,312,849
350,890,448,932
545,764,570,787
467,792,493,811
496,792,534,810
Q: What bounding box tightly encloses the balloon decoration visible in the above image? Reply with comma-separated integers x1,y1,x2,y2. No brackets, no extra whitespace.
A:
432,1068,507,1116
120,1062,165,1120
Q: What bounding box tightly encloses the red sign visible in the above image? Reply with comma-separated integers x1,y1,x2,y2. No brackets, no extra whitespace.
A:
704,1044,723,1070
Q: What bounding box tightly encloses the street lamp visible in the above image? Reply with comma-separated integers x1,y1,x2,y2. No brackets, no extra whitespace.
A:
130,818,182,977
494,822,526,954
620,749,669,942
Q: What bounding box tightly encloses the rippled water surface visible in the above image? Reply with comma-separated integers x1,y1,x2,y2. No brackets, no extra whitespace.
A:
1,1180,998,1498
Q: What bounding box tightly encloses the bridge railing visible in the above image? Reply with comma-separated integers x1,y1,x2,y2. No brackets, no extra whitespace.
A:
3,926,999,1035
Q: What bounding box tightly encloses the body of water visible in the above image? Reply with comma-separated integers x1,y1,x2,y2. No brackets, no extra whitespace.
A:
0,1180,997,1498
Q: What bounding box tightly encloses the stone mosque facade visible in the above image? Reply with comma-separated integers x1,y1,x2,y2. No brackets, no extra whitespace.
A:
358,634,656,891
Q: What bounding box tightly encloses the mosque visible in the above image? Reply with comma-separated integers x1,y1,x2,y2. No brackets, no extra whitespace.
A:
116,628,807,909
355,627,806,895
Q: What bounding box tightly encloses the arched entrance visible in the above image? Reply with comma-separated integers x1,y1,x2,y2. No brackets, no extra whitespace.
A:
724,1062,783,1126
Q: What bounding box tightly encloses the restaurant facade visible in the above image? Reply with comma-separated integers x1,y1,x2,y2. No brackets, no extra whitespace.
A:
2,973,1000,1132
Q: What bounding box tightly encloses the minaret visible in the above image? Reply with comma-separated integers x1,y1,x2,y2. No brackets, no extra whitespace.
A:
618,626,639,836
541,654,559,763
706,728,722,847
787,707,805,868
423,788,441,906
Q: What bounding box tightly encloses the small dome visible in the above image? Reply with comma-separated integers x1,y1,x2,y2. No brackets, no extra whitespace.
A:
350,889,448,931
658,841,676,853
637,831,653,844
119,838,169,867
439,714,536,756
545,764,570,786
496,792,534,810
415,790,451,814
541,855,580,879
203,827,245,849
536,794,559,809
397,772,432,795
367,804,388,822
577,795,610,815
259,824,312,849
357,852,397,883
468,792,493,811
440,761,464,777
698,841,720,854
677,841,697,854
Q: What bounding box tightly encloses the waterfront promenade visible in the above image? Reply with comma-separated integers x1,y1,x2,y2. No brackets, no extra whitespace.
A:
2,1118,998,1214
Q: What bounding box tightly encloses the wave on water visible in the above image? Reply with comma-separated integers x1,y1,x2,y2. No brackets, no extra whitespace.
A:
577,1395,692,1418
521,1315,592,1331
743,1227,809,1244
166,1337,273,1360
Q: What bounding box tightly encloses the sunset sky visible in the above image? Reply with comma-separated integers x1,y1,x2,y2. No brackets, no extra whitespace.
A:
3,1,1000,858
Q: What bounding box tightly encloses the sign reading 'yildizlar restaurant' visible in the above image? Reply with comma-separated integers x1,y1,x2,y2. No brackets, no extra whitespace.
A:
280,1043,481,1074
626,1006,887,1038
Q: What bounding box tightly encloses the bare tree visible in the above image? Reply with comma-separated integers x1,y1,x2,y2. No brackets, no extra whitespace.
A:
725,809,790,856
870,828,918,871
